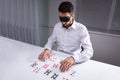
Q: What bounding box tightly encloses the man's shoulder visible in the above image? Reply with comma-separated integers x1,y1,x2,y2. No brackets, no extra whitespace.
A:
54,22,62,29
55,22,61,26
75,21,87,30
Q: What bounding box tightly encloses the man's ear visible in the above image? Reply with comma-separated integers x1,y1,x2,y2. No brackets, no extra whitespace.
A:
71,13,75,18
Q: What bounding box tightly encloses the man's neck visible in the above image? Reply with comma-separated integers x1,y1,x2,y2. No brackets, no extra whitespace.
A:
63,19,74,29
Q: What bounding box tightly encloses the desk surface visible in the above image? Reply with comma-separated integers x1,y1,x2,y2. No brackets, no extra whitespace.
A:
0,36,120,80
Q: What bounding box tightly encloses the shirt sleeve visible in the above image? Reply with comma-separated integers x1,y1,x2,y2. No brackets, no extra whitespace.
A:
72,26,94,63
44,25,57,51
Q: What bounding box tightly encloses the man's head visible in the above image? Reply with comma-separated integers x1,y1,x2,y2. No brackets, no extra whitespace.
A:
58,1,75,28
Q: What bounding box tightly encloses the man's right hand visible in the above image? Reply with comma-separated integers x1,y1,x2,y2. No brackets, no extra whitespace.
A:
38,49,51,61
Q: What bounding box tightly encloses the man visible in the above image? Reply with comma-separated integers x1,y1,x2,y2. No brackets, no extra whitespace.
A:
38,1,93,72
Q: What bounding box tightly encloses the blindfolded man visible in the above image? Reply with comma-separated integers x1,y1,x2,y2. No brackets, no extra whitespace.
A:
38,1,93,72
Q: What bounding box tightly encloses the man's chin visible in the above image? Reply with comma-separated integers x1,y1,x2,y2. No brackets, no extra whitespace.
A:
63,25,69,28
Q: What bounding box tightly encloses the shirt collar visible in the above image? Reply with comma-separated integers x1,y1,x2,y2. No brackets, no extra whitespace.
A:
69,20,76,29
60,20,77,29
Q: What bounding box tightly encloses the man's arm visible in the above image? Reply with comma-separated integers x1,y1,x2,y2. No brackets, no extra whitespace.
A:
38,25,57,61
72,26,94,63
60,26,93,72
44,25,57,51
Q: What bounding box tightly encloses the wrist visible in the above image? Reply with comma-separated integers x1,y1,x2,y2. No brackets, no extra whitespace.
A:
44,48,49,51
70,56,75,62
44,49,50,52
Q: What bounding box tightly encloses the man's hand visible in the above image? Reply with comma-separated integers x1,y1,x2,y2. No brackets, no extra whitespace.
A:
38,49,51,61
60,56,75,72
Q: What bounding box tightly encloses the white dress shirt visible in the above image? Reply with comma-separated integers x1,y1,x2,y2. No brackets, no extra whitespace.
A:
44,20,93,63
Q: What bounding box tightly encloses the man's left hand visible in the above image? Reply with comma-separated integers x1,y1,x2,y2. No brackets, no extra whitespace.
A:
60,56,75,72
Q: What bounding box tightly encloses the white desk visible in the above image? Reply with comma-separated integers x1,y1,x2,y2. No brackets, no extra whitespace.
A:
0,36,120,80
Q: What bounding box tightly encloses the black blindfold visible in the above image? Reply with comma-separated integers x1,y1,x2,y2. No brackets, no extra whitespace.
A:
59,16,70,22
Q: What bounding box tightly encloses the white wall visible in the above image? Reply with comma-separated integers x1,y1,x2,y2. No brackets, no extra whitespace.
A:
0,0,49,46
90,31,120,66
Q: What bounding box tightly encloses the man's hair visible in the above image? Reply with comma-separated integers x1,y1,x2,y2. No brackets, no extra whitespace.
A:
58,1,74,13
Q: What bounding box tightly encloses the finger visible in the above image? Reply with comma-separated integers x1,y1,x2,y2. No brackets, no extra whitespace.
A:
47,52,51,59
40,53,46,61
38,54,40,60
60,64,65,72
60,61,65,72
66,63,72,71
63,62,69,72
61,61,72,72
60,60,64,64
39,53,43,60
41,53,46,61
62,62,70,72
38,53,43,60
60,61,68,72
60,61,63,69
